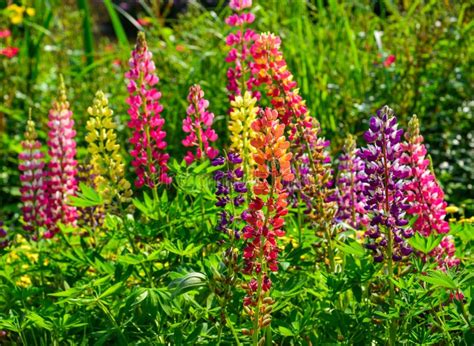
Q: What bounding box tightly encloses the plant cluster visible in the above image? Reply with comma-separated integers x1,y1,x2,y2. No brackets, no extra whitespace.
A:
0,1,472,345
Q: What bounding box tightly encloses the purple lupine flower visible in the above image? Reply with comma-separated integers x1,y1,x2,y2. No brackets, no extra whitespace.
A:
213,152,247,238
335,134,368,229
359,106,413,262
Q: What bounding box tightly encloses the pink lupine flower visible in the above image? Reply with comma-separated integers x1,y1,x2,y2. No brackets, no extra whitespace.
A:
401,115,449,236
225,0,258,99
125,32,171,187
0,29,11,38
428,236,460,270
182,84,218,165
18,112,47,238
229,0,252,11
45,77,78,238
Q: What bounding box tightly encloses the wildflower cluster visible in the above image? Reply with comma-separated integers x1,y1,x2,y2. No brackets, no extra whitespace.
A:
182,84,218,165
86,90,132,207
359,106,412,262
45,77,78,238
335,134,368,229
126,32,171,187
18,113,47,237
241,108,294,341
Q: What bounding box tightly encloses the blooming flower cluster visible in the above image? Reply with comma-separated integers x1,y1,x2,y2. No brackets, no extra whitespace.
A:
213,152,247,232
401,115,449,236
429,236,460,269
45,77,78,238
211,152,247,312
228,91,259,176
241,108,294,340
18,113,47,237
225,0,257,99
6,4,35,25
0,29,19,59
250,33,308,126
359,106,412,262
335,134,368,229
126,32,171,187
86,90,133,207
182,84,219,165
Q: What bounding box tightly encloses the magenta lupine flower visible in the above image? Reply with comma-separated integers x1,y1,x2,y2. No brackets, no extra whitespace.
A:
359,106,413,262
18,113,47,238
400,115,449,236
335,134,368,229
429,236,460,269
45,77,78,238
182,85,218,165
126,32,171,187
225,0,258,99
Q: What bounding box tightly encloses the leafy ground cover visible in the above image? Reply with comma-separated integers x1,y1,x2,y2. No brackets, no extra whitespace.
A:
0,1,473,345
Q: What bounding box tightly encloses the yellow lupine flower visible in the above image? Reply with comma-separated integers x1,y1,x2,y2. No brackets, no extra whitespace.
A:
86,90,133,208
445,205,459,214
228,91,258,177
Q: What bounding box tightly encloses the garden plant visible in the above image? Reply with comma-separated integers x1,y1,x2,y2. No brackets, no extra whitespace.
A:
0,0,473,345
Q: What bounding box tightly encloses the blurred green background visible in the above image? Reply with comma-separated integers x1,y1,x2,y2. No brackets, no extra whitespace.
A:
0,0,473,221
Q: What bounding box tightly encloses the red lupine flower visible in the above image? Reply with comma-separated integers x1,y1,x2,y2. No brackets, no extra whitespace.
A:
45,77,78,238
383,54,396,67
18,114,47,238
182,84,218,165
0,46,19,58
125,32,171,187
242,108,293,339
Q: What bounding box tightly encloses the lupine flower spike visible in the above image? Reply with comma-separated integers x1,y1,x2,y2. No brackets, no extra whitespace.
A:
228,92,259,177
335,134,368,231
359,106,412,262
225,0,258,99
18,111,47,239
241,108,294,343
211,152,247,323
182,84,219,164
86,90,133,209
126,32,171,188
45,76,78,238
401,115,459,269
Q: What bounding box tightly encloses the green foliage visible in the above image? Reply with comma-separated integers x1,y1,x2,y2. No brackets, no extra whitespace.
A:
0,0,473,344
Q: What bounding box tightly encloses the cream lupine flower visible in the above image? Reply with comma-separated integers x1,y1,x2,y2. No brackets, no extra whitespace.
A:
228,91,258,177
85,90,132,207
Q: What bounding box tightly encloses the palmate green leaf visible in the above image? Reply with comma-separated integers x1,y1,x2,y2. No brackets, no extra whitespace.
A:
26,312,53,330
408,232,443,254
98,282,123,299
169,272,208,297
69,182,103,207
420,270,458,289
336,238,366,257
